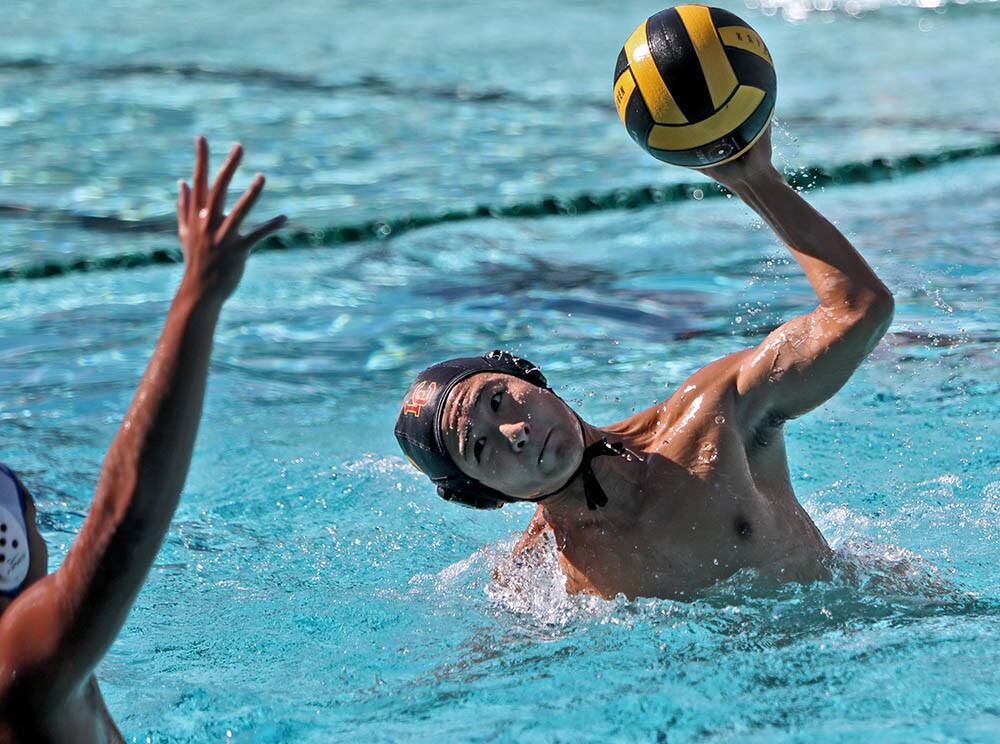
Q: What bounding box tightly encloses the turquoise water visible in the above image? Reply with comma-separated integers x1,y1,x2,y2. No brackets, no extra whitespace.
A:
2,0,999,741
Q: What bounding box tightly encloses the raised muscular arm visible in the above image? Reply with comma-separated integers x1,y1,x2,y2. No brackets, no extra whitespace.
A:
705,128,894,428
0,138,285,702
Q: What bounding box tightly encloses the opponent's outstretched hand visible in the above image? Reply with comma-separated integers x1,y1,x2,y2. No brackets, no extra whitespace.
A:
176,136,286,301
0,137,290,726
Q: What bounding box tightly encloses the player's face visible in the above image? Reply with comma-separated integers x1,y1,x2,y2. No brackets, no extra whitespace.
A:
440,373,584,500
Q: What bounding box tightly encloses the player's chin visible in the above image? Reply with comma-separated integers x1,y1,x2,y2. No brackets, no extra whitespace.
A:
504,470,558,503
542,429,581,482
518,466,574,502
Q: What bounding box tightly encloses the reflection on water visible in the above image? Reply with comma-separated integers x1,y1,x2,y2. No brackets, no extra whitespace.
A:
1,0,998,741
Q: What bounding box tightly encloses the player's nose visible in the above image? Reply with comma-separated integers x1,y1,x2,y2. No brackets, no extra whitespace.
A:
499,421,530,452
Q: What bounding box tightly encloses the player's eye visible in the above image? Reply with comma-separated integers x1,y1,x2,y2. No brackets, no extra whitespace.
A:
490,391,503,412
474,437,486,463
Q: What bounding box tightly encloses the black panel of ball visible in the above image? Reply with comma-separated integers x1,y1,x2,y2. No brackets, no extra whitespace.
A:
614,49,629,84
622,85,655,149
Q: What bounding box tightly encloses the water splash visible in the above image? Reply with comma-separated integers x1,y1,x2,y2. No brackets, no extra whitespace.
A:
485,533,623,627
415,510,985,644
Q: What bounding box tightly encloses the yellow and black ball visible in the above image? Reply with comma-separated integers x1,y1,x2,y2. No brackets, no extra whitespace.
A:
613,5,776,168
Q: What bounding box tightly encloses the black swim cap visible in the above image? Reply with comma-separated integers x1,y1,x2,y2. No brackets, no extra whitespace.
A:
394,350,549,509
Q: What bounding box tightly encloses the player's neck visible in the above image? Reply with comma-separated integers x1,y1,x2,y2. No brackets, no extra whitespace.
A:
541,421,645,526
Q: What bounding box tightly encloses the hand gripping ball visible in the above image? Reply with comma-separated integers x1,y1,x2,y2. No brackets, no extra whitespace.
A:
613,4,776,168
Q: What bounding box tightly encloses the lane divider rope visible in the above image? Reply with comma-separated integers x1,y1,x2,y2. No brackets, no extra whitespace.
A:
1,140,997,282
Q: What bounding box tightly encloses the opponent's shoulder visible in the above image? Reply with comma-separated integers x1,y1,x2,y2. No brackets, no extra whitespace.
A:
0,571,77,703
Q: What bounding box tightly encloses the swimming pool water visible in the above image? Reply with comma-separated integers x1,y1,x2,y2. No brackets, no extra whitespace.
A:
1,1,998,741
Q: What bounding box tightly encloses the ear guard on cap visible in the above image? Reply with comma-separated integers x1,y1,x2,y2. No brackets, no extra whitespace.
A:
438,486,505,510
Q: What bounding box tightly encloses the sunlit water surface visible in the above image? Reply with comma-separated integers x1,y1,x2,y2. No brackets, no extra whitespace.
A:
1,0,998,742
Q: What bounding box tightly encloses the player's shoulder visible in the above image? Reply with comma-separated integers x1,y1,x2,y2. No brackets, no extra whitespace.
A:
663,349,753,415
684,349,755,386
605,350,752,438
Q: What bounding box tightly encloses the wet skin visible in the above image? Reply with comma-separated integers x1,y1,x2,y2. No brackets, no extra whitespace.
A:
0,484,122,744
0,138,285,743
444,365,835,600
440,129,894,600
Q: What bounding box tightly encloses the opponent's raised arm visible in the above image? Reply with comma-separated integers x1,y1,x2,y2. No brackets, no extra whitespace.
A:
0,137,285,701
705,129,894,427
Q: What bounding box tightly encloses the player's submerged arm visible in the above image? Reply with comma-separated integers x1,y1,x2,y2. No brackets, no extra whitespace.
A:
0,138,285,703
706,129,894,428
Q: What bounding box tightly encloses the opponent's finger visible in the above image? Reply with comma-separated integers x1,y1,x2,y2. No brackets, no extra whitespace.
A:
191,136,209,217
176,179,190,226
220,173,265,237
207,143,243,223
241,214,288,249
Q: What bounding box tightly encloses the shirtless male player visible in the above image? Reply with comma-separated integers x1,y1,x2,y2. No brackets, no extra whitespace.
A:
395,128,894,600
0,137,285,743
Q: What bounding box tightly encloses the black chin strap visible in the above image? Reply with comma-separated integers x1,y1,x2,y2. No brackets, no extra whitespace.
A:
577,439,635,510
532,438,640,511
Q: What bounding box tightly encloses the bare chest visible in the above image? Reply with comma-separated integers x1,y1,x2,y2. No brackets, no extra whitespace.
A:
555,423,828,598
